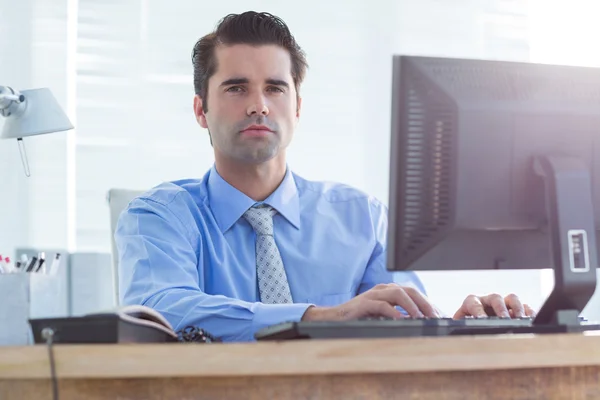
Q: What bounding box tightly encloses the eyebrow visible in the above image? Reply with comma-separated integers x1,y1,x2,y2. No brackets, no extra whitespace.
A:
220,78,248,87
219,78,290,88
265,79,289,88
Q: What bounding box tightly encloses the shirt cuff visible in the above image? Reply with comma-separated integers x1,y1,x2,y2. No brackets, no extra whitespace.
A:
251,302,314,338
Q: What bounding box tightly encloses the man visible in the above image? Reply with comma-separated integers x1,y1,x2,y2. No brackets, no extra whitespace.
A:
115,11,535,342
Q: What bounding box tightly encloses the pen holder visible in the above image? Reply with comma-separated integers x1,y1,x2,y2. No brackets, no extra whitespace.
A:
0,272,69,346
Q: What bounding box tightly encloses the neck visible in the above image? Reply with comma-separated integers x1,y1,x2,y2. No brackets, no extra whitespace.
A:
214,153,287,201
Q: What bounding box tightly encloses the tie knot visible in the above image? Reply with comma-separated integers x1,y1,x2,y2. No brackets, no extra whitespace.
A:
243,205,277,235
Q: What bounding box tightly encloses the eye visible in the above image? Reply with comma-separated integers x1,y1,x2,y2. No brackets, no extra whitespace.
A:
267,86,284,93
226,86,244,93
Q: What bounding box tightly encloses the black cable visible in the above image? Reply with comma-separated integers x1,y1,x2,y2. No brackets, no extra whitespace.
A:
41,327,59,400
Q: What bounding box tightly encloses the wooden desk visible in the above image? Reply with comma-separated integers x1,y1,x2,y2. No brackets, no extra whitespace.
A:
1,333,600,399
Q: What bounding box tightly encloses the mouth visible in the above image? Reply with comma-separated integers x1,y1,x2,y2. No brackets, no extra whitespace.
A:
240,125,274,137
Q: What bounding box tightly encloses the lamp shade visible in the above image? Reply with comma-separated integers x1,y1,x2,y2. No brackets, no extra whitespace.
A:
1,88,73,139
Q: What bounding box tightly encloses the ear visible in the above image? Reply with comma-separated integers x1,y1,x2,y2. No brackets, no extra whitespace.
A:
296,95,302,120
193,95,208,129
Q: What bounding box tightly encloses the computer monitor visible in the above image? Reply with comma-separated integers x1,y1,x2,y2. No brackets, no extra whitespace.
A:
387,55,600,327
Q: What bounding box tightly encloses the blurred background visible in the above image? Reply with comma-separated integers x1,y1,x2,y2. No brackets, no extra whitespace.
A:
1,0,600,318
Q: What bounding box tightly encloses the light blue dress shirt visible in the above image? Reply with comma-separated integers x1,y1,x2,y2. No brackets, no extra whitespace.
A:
116,166,425,342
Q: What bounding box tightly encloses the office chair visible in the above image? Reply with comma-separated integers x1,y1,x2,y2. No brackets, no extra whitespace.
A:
106,188,145,305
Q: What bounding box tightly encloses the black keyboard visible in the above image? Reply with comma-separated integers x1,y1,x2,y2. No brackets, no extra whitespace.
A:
255,317,542,340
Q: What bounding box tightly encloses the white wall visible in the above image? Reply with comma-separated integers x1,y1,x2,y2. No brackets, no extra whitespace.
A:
0,0,71,258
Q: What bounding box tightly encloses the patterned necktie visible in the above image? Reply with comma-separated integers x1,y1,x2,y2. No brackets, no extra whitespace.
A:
243,205,293,304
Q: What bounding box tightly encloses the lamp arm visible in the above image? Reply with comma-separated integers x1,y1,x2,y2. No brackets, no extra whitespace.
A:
0,86,26,117
1,94,23,102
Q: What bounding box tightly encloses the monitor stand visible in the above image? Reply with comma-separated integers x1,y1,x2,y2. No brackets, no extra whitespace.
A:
456,155,599,336
531,155,598,332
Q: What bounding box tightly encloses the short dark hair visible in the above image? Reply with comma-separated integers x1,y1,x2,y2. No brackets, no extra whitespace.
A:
191,11,308,112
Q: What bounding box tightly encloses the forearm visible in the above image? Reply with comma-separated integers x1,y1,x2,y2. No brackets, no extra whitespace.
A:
301,305,342,321
140,288,313,342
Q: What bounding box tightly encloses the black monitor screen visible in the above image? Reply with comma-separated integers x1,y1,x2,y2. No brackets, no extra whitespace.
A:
387,56,600,272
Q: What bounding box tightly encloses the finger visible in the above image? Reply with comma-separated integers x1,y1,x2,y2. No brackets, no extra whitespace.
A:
524,304,536,318
384,287,424,318
504,293,525,318
368,286,423,317
480,293,510,318
454,295,486,319
363,299,404,319
371,283,391,291
403,287,439,318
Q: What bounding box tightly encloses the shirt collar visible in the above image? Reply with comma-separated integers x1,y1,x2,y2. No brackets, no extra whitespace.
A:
207,165,301,233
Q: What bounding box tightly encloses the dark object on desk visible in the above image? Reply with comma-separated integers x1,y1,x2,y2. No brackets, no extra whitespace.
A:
387,55,600,333
30,314,177,344
30,305,220,344
177,325,221,343
255,316,600,341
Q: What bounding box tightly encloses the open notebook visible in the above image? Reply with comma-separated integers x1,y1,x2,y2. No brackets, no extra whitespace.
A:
93,305,179,340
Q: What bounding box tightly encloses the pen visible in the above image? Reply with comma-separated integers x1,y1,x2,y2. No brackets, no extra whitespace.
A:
25,256,38,273
34,252,46,273
0,255,12,274
3,256,13,273
48,253,62,274
34,259,45,273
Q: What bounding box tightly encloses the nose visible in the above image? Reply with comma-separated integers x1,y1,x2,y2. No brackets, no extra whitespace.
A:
246,94,269,116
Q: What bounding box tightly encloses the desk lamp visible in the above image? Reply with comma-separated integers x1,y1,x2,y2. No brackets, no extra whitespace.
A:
0,85,74,176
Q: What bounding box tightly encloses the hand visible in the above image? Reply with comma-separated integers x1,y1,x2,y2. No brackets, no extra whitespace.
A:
301,283,442,321
453,293,536,319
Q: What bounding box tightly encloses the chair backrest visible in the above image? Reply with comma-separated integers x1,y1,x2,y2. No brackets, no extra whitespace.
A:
106,188,145,304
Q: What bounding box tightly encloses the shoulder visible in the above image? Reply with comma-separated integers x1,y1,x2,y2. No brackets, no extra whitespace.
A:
120,176,209,227
134,179,206,208
293,172,387,212
116,178,208,240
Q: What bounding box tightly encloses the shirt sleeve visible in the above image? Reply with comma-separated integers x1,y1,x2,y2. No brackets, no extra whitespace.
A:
358,198,427,296
115,191,312,342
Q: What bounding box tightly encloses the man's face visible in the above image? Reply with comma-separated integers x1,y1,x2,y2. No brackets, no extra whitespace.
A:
194,44,301,164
